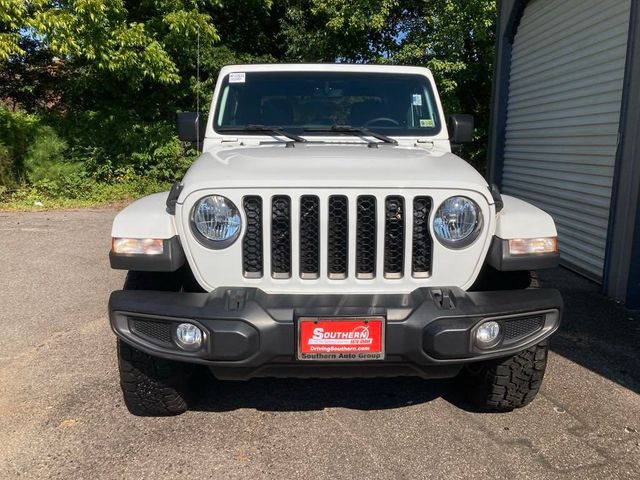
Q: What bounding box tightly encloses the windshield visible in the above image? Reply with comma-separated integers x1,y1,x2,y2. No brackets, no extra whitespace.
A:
214,71,441,136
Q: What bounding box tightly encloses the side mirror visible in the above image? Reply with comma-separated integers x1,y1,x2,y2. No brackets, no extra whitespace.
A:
447,114,474,144
177,111,206,147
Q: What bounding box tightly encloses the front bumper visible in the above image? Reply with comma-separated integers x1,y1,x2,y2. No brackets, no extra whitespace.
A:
109,287,562,380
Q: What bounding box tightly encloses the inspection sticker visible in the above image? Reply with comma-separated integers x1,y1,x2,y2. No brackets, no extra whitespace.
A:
229,72,246,83
298,318,385,361
420,118,435,127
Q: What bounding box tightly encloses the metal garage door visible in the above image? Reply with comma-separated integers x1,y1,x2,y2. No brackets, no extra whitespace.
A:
501,0,631,280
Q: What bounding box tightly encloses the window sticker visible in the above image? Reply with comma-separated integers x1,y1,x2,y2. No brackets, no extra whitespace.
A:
229,72,246,83
412,94,423,106
420,119,435,127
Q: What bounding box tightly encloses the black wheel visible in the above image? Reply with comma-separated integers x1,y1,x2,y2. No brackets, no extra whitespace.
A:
458,341,549,411
117,269,202,416
118,339,194,416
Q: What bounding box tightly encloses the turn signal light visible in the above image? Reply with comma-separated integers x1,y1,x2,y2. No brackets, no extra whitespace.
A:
508,237,558,255
112,238,164,255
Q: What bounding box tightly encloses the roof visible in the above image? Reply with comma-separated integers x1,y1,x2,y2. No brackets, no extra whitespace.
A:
218,63,434,77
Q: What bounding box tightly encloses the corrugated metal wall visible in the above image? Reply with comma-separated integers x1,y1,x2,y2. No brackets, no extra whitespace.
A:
502,0,631,280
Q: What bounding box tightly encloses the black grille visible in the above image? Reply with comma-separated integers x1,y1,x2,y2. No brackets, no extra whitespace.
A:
299,196,320,278
356,196,377,278
130,318,172,344
327,196,348,278
238,194,432,281
271,196,291,278
503,316,544,341
412,196,433,277
384,196,405,278
242,196,263,277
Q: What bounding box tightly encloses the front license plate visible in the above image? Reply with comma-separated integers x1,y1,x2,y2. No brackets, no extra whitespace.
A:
297,317,385,361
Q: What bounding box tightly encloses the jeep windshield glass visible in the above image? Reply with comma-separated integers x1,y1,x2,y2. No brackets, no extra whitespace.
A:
214,71,441,137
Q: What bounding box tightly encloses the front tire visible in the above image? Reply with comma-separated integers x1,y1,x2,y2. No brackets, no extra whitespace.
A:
117,270,201,416
458,341,549,411
118,339,194,416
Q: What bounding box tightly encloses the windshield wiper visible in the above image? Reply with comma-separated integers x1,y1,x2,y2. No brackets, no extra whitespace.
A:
304,124,398,146
219,124,307,143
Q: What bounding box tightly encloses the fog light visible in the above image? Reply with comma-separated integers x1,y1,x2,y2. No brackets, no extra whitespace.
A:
175,323,203,350
476,321,500,347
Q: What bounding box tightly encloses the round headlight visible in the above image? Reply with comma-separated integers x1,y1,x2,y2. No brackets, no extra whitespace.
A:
433,196,482,248
191,195,241,248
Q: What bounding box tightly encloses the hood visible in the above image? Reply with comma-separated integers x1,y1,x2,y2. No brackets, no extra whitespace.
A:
180,143,491,200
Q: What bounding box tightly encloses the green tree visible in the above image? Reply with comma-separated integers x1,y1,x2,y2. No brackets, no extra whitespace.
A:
0,1,225,183
1,0,496,193
281,0,497,167
1,1,218,83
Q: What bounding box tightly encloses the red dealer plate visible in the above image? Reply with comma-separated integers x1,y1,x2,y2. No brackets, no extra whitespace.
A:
297,317,385,361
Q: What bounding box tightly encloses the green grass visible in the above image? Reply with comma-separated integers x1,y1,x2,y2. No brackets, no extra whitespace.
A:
0,179,171,211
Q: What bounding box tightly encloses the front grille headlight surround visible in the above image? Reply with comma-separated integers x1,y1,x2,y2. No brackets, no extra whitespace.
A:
190,195,242,249
433,196,483,248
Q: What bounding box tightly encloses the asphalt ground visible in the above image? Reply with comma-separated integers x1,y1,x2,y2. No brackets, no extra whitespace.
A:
0,209,638,479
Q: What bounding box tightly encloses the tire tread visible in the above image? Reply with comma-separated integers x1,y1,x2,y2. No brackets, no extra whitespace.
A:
118,337,192,416
460,341,549,411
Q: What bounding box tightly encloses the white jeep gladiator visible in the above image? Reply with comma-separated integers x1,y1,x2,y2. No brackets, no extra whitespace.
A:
108,64,562,416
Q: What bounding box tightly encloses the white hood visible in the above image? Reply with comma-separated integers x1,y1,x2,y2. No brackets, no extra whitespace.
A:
179,143,493,204
174,142,498,294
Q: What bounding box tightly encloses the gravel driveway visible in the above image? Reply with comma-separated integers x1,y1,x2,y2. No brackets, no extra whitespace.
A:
0,209,638,479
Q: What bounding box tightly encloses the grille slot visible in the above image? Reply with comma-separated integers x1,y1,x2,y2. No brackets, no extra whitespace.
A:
299,195,320,278
130,318,173,345
356,196,377,279
412,196,433,277
503,316,544,341
242,196,263,278
271,196,292,278
327,196,349,279
384,196,405,278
